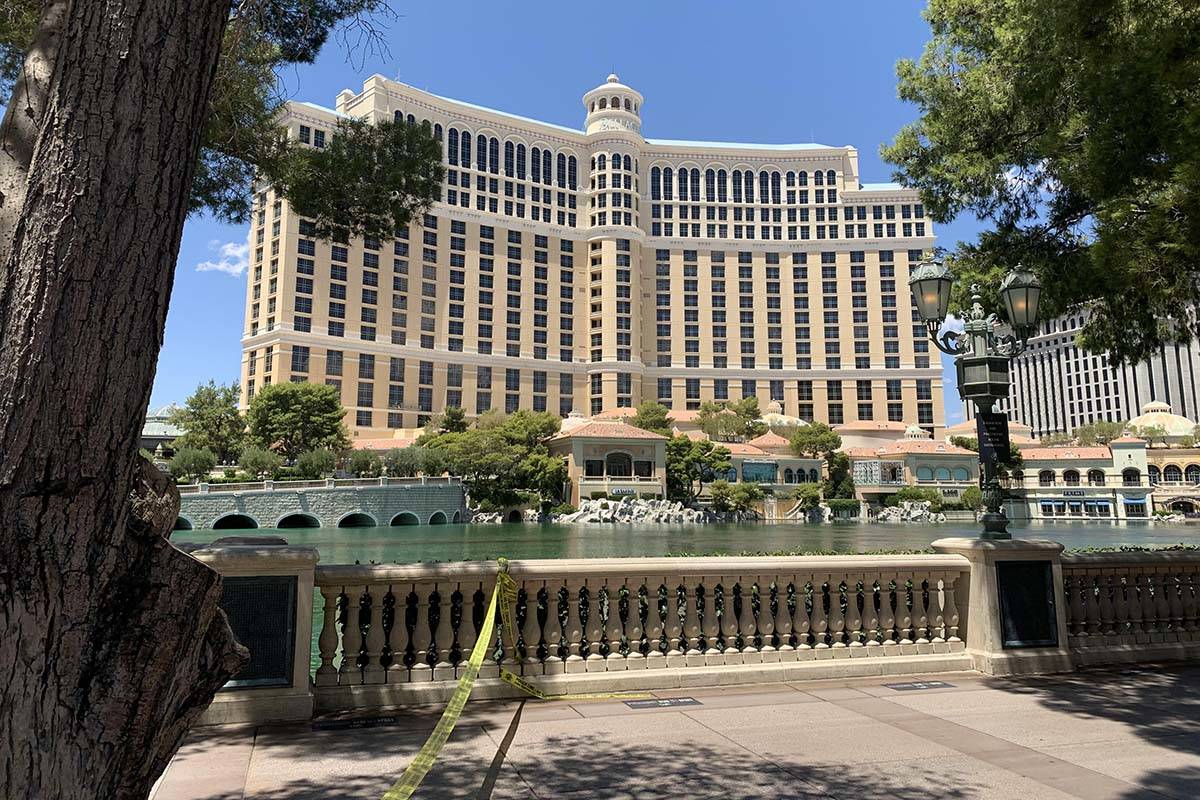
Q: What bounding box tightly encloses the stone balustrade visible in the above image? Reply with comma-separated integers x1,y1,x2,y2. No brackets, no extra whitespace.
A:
1061,551,1200,665
311,555,970,709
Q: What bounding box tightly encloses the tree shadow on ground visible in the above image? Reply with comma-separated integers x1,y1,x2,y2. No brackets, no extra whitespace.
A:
994,663,1200,799
165,700,986,800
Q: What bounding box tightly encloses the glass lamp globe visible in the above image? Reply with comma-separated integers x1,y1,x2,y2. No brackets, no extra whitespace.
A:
907,256,954,323
999,267,1042,329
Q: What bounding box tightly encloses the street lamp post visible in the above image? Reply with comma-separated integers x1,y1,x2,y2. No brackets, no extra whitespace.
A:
909,256,1043,539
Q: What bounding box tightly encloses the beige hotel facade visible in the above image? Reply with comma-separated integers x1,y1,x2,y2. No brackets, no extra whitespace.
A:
239,74,944,440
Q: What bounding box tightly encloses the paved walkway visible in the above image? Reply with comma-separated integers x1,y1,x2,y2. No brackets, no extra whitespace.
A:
153,664,1200,800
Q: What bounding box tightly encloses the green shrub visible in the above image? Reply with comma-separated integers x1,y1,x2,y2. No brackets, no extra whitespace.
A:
638,492,662,500
589,490,608,500
549,502,576,515
827,498,861,517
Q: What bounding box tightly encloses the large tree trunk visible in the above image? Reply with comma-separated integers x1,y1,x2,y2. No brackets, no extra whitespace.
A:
0,3,248,798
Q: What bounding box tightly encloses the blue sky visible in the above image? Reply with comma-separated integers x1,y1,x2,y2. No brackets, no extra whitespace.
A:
154,0,983,424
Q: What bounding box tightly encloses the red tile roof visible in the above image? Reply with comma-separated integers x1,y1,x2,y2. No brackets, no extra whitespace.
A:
550,421,667,441
748,431,792,449
1021,446,1113,461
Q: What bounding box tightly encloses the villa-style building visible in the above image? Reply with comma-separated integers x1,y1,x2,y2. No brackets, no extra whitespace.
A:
546,419,667,505
847,425,978,507
1006,437,1152,521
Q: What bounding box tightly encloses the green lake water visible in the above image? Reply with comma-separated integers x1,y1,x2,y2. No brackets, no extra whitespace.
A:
173,519,1200,564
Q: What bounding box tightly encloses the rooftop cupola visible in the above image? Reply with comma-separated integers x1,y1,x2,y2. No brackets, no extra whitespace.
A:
583,73,643,136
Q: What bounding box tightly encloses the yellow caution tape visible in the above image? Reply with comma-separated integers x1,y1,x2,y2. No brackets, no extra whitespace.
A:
380,573,500,800
382,561,650,799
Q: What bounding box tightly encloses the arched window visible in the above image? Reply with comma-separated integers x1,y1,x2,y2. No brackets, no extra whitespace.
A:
623,154,632,171
691,169,700,199
743,171,754,203
1087,469,1106,486
677,168,689,200
541,150,551,184
557,152,567,187
516,144,527,178
717,170,727,202
611,151,622,169
784,468,795,483
605,452,632,477
798,170,808,187
934,466,951,481
1122,467,1141,486
531,147,541,182
447,128,459,165
433,123,442,141
406,113,415,125
589,101,595,112
705,169,716,201
504,141,514,176
952,467,969,481
1149,465,1162,485
394,109,403,122
771,172,782,203
759,171,769,202
598,154,607,171
826,169,836,185
1164,464,1184,482
624,98,632,111
650,166,661,200
809,469,820,483
662,167,674,200
732,170,742,202
1039,470,1056,486
1063,469,1080,486
1187,464,1200,484
476,134,487,170
568,155,578,189
599,97,607,109
813,170,824,186
786,171,795,187
489,138,499,174
916,466,934,481
611,95,621,108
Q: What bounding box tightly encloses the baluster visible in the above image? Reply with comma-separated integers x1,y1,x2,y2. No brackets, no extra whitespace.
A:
431,584,455,681
564,579,586,674
1097,571,1116,637
881,577,899,649
708,581,727,664
722,579,741,661
928,575,945,646
898,576,915,646
1154,568,1175,636
362,586,387,683
1113,574,1133,641
914,577,931,647
760,581,779,663
691,585,705,666
1182,569,1199,634
942,572,962,645
828,578,848,654
625,582,646,670
534,585,554,670
452,583,478,678
648,581,668,668
446,586,463,677
778,581,797,661
338,585,365,685
315,583,341,686
583,584,604,670
541,584,565,675
864,579,882,648
614,581,635,669
1083,570,1103,637
1069,571,1088,638
410,583,433,681
1165,568,1185,637
733,581,754,663
520,584,543,674
401,587,419,676
1139,571,1159,637
591,584,613,672
744,581,762,662
812,578,830,654
846,574,865,650
797,579,814,657
666,583,686,667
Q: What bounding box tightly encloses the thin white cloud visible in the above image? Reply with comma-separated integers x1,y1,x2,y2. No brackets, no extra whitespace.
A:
196,239,249,277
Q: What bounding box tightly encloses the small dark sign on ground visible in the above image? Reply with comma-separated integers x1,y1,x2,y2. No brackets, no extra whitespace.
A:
881,681,955,691
623,697,702,709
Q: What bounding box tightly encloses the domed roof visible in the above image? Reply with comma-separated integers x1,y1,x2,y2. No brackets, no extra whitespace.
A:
1128,401,1196,437
903,424,932,440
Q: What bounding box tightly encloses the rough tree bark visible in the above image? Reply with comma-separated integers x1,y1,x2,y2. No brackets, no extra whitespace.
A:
0,2,249,798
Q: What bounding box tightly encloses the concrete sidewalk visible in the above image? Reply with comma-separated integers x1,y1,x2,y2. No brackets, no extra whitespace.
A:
153,665,1200,800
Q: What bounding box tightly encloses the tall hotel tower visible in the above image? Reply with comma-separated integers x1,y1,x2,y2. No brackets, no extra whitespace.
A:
239,74,943,439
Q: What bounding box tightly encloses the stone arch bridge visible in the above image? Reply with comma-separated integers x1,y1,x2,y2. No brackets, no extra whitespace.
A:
175,477,466,530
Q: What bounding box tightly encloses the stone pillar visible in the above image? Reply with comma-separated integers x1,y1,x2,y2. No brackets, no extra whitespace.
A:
930,538,1073,676
191,545,320,724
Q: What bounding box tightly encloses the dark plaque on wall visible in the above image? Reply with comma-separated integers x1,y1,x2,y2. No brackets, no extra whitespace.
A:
976,409,1012,469
995,560,1058,648
221,575,297,688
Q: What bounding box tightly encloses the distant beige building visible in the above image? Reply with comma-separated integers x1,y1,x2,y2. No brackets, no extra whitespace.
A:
239,74,944,441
